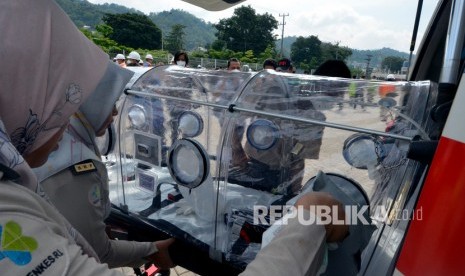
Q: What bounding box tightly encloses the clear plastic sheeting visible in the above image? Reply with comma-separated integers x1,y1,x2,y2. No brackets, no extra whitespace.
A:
223,72,436,197
108,67,438,270
109,65,256,248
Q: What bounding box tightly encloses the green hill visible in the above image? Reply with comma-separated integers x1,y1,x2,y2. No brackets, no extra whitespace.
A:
274,37,409,68
347,47,409,69
55,0,141,27
148,9,216,50
275,36,297,57
56,0,409,62
55,0,215,50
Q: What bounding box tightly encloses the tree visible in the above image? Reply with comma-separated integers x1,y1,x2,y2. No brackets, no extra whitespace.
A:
290,36,322,69
214,6,278,55
258,44,278,62
350,67,364,78
381,56,406,73
208,49,236,60
165,24,187,54
320,42,352,61
241,50,257,64
211,40,227,51
79,25,122,54
102,13,162,50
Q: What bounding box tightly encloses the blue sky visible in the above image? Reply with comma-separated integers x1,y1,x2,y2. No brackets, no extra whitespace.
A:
88,0,438,53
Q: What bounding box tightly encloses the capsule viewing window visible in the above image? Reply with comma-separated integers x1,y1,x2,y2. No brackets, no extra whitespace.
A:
246,119,280,150
128,104,147,129
168,139,209,189
178,111,204,138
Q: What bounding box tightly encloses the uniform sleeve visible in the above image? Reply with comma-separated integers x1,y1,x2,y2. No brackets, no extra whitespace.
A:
40,163,156,269
104,239,156,268
240,209,326,276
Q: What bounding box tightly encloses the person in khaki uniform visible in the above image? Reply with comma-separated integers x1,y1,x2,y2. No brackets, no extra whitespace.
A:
32,5,174,267
0,0,173,274
35,105,174,268
0,0,126,273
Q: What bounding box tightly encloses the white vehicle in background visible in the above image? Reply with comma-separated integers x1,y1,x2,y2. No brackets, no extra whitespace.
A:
99,0,465,275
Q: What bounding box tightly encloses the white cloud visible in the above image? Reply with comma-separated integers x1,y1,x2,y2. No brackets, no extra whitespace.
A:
88,0,439,52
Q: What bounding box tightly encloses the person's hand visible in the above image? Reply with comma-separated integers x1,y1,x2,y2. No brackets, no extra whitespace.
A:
295,192,349,243
147,238,175,269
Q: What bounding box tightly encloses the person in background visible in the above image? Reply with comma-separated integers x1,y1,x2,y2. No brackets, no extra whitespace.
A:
290,64,296,73
114,54,126,68
173,51,189,67
166,50,191,159
227,57,241,71
276,58,294,73
313,59,352,110
145,54,154,67
223,57,247,169
313,60,351,79
348,77,365,110
378,74,398,121
263,58,277,70
126,51,141,67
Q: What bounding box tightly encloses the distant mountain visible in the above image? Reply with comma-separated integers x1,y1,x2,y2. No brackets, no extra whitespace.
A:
55,0,141,27
347,47,410,69
274,37,409,68
56,0,409,61
275,36,298,58
148,9,216,50
56,0,216,50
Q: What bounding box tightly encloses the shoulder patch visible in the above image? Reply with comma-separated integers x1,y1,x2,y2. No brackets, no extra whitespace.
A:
0,217,69,275
70,160,97,175
88,184,102,207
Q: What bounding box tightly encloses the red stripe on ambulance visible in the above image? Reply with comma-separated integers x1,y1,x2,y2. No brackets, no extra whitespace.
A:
397,132,465,276
397,72,465,274
396,138,465,274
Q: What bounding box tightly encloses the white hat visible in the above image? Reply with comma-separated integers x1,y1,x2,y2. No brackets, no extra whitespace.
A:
115,53,125,60
127,51,141,61
145,54,153,60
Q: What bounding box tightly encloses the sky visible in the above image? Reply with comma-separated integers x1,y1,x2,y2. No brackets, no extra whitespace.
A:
88,0,439,53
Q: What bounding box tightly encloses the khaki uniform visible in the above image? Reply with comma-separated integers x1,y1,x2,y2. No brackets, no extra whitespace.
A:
37,116,156,268
40,160,155,268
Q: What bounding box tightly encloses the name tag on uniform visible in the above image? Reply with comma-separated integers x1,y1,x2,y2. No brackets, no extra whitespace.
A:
71,160,97,175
